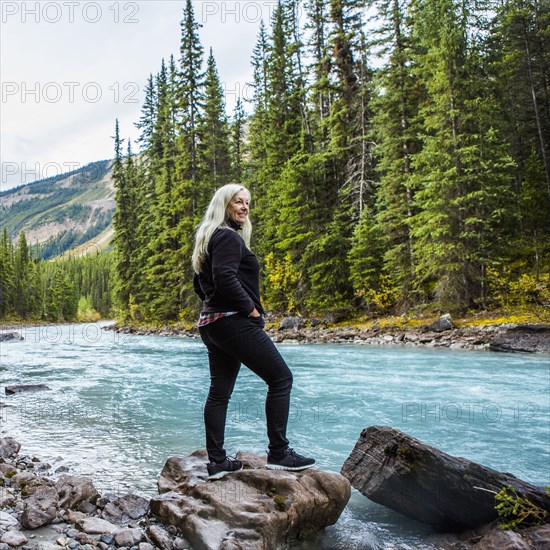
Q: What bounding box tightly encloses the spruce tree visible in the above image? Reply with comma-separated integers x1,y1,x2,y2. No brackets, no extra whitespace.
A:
360,0,423,306
199,48,232,193
231,97,246,182
178,0,204,186
0,228,14,317
410,0,515,309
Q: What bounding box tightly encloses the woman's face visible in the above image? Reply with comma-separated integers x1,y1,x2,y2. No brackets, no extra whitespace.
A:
226,190,250,225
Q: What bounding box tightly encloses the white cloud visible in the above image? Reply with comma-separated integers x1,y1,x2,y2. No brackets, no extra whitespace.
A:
1,1,268,190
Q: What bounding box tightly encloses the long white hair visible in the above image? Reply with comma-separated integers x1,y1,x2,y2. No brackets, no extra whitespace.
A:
192,184,252,273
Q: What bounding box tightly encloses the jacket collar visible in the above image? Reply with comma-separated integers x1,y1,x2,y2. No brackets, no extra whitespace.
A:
225,217,242,231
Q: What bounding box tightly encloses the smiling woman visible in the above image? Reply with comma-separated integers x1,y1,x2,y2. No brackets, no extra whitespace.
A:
191,183,316,479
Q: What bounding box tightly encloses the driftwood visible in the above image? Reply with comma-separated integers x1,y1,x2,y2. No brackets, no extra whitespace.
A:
341,426,550,532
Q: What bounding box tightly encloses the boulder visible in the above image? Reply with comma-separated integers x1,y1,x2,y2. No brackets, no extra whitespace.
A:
114,528,144,547
278,316,305,330
5,384,50,395
0,332,23,342
76,516,120,535
0,531,28,548
0,437,21,458
20,485,59,529
56,475,99,510
151,450,350,550
489,324,550,353
101,493,149,524
147,524,175,550
425,314,455,332
0,512,18,529
341,426,550,532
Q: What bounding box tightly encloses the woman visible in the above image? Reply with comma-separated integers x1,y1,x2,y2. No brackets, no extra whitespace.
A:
192,183,315,480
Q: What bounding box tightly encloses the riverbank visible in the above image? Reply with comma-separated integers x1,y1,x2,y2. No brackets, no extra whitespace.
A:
104,315,550,353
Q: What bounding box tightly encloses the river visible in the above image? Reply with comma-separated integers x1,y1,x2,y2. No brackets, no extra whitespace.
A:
1,322,548,549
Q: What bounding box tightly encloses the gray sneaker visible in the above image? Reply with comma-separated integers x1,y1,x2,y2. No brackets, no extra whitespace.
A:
266,448,316,471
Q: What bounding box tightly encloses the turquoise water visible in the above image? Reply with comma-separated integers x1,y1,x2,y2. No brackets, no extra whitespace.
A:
1,322,548,549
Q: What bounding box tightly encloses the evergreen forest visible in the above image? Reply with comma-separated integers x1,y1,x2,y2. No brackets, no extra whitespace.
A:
2,0,548,325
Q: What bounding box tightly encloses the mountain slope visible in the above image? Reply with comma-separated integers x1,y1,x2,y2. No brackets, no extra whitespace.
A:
0,159,116,259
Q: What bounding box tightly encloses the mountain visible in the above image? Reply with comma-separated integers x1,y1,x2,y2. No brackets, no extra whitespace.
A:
0,159,116,259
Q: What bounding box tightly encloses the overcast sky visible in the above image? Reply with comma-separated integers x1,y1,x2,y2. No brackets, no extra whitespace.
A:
1,0,280,191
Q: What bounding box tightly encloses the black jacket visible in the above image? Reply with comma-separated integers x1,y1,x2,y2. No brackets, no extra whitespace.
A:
193,220,264,315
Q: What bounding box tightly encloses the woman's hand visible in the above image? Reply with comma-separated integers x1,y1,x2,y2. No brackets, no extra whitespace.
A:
249,308,261,318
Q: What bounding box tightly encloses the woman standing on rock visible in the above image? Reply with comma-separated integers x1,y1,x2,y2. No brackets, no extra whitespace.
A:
192,183,315,480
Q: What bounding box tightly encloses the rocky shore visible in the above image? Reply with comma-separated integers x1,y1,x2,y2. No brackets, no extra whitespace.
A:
106,315,550,353
0,438,349,550
2,430,548,550
0,437,183,550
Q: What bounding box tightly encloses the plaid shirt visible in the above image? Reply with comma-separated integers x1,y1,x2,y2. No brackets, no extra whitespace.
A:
197,311,238,328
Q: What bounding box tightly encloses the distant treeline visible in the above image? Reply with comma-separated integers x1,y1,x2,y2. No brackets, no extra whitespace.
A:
112,0,550,322
0,229,113,322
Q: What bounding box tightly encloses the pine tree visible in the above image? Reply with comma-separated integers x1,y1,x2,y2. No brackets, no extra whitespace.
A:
245,20,271,192
135,73,157,153
361,0,423,305
410,0,515,309
0,228,15,317
13,232,31,318
112,121,135,312
178,0,204,186
231,97,246,181
200,48,232,193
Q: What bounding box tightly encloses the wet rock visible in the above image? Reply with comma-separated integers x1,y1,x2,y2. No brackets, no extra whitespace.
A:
0,332,23,342
341,425,550,532
0,531,28,547
56,475,99,510
0,438,21,459
76,517,119,535
152,450,350,550
20,485,59,529
5,385,51,395
101,493,149,524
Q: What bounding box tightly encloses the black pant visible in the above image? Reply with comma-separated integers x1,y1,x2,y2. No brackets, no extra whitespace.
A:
199,313,293,463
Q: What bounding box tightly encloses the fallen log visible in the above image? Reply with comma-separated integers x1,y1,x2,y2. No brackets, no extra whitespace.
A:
341,426,550,532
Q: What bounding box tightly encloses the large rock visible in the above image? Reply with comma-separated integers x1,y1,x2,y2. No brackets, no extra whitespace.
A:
0,437,20,458
5,384,50,395
489,324,550,353
101,493,149,524
341,426,550,532
425,313,455,332
76,516,120,535
151,450,350,550
56,475,99,510
465,522,550,550
0,332,23,342
279,316,305,330
20,485,59,529
0,531,28,547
